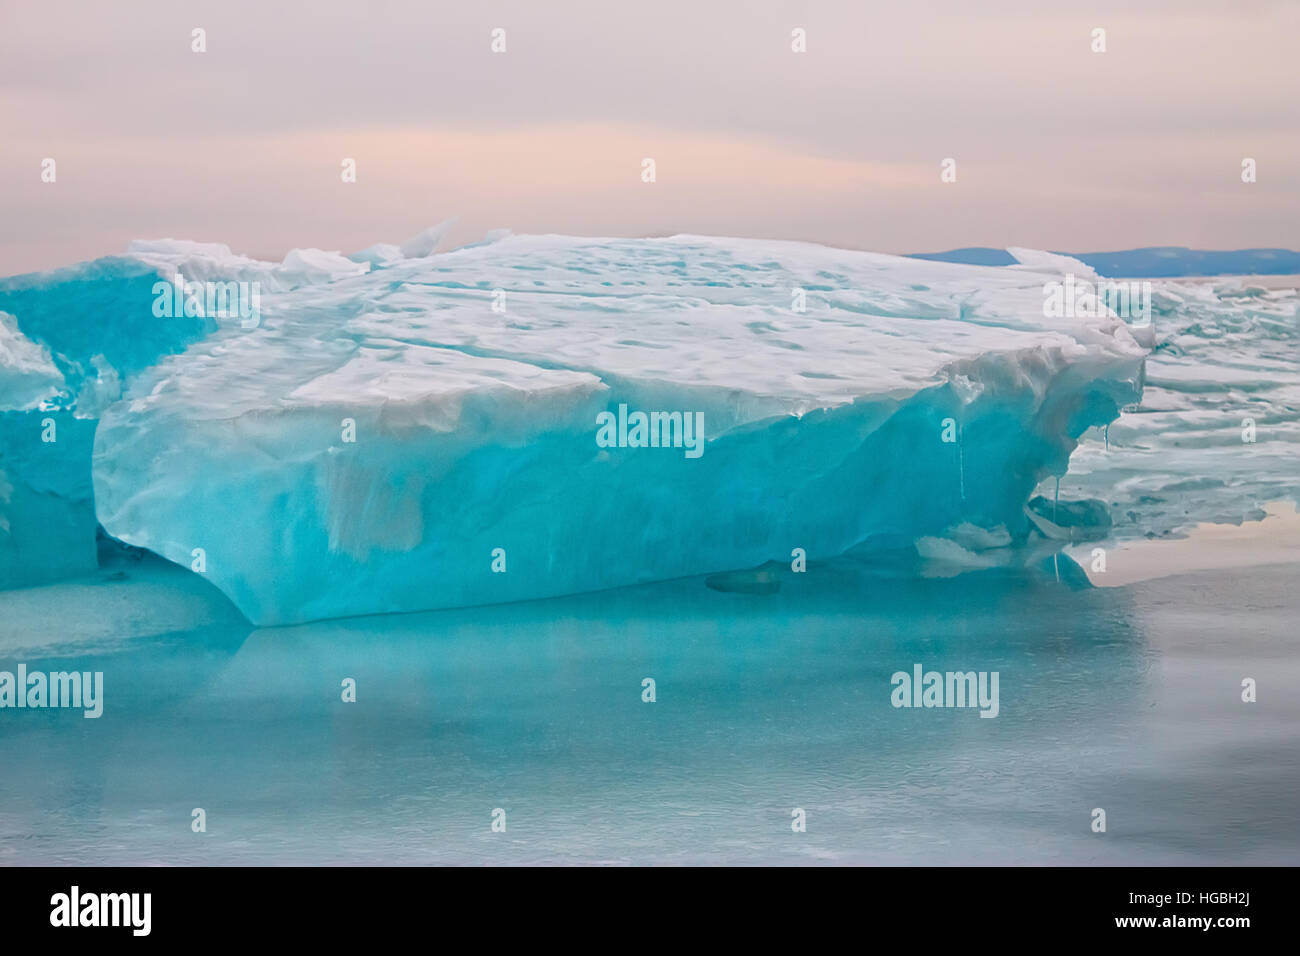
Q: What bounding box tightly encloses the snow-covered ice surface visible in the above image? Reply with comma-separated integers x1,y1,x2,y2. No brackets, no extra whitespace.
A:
1061,278,1299,533
84,233,1151,625
2,229,1296,624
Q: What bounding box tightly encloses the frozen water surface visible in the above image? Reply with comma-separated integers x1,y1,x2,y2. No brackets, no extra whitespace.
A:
0,554,1296,865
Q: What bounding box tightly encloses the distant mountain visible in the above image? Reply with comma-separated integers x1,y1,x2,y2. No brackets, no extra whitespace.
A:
908,246,1300,277
908,247,1020,268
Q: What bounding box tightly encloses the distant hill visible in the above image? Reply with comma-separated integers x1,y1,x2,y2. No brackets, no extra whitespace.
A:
908,246,1300,277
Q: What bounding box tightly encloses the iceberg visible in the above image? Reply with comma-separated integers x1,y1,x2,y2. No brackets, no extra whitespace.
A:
0,240,366,588
86,232,1147,624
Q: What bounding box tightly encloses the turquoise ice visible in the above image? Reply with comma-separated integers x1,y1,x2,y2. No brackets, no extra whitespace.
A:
3,230,1294,624
89,234,1148,624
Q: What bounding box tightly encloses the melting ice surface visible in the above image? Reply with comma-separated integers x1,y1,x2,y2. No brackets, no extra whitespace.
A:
1,228,1295,624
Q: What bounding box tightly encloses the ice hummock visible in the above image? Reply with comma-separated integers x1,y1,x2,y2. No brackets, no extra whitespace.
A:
1061,276,1300,533
0,240,367,588
84,230,1147,624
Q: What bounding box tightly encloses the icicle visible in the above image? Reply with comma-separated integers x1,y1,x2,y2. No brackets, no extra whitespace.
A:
958,439,965,502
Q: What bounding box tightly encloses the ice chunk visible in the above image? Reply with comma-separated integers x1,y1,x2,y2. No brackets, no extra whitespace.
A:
126,238,369,289
0,311,64,411
397,220,456,259
0,410,98,587
0,312,93,586
0,237,373,589
0,258,213,403
279,248,370,284
1006,247,1100,279
0,308,99,587
348,243,404,269
92,233,1146,624
352,221,459,268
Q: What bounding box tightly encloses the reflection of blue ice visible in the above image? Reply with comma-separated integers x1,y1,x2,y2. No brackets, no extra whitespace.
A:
8,554,1295,865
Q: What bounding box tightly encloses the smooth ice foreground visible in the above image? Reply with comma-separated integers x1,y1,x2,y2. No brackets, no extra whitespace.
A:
78,231,1148,624
4,556,1299,864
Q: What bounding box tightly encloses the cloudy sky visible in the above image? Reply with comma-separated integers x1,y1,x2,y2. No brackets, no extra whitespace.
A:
2,0,1297,273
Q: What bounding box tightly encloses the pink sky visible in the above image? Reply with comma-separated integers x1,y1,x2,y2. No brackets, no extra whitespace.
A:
2,0,1297,273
